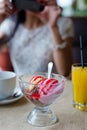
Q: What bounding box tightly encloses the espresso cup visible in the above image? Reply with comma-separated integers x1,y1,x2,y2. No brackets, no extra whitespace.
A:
0,71,16,100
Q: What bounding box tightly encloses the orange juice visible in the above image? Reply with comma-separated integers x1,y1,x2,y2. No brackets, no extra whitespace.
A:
72,65,87,111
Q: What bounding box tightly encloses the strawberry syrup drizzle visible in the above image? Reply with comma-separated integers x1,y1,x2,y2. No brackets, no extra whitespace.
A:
27,76,59,100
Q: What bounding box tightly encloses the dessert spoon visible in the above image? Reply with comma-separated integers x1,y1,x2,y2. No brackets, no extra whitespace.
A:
47,62,53,79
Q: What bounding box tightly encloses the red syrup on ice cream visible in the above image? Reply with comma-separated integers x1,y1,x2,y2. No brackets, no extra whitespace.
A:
23,75,64,106
26,76,58,98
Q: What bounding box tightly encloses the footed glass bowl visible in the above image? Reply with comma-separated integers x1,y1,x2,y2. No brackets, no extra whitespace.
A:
19,72,65,127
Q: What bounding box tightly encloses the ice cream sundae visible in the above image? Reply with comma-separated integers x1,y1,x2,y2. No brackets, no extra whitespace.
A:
19,72,65,127
23,75,64,106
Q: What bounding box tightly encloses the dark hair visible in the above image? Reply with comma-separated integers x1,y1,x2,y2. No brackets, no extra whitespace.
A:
17,10,26,23
9,10,26,39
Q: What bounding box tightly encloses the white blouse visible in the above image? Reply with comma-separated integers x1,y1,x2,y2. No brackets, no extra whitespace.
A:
0,15,74,75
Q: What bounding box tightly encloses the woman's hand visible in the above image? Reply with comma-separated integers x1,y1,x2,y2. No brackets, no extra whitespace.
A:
38,5,62,28
0,0,16,22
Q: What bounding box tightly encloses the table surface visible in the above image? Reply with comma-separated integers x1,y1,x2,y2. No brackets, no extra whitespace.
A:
0,80,87,130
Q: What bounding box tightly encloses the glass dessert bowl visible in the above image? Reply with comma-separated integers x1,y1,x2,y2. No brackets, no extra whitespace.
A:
19,72,65,127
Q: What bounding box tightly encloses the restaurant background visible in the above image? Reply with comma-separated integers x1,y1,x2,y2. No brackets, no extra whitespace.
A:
57,0,87,63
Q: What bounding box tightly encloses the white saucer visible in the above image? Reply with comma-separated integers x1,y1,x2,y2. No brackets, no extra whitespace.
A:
0,87,23,105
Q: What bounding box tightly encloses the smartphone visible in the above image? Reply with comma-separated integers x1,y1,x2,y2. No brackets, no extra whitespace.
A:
12,0,44,12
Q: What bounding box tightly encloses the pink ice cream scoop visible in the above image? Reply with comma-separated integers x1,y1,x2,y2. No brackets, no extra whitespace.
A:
26,75,64,105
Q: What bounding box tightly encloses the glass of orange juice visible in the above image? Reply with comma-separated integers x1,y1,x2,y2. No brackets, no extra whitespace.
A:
72,63,87,111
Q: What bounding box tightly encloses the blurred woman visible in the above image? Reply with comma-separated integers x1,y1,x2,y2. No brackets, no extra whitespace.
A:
0,0,74,77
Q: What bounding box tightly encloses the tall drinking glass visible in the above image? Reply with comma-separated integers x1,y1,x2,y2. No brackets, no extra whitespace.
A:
72,63,87,111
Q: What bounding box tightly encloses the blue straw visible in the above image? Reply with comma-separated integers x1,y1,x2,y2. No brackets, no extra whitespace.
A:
80,36,84,68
